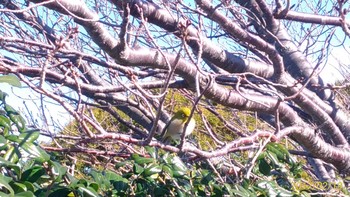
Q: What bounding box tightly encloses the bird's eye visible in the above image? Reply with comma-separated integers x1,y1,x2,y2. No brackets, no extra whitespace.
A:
182,114,185,118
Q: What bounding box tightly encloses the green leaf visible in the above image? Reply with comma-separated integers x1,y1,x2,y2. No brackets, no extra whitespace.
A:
20,142,50,162
104,170,120,182
145,146,156,158
21,166,46,183
0,74,21,87
170,155,187,171
5,104,26,132
50,161,67,182
162,152,172,163
176,188,185,197
112,175,129,192
10,113,26,132
89,171,105,190
266,143,291,164
266,151,279,166
169,155,188,178
257,152,267,160
212,183,223,196
132,153,155,165
18,131,40,144
223,183,234,196
7,131,40,145
0,115,11,130
48,188,72,197
78,186,99,197
133,163,144,175
115,161,128,169
162,164,173,177
0,90,8,101
4,145,20,163
0,174,15,195
258,159,272,176
231,185,252,197
15,191,35,197
7,135,20,143
201,171,214,185
256,180,294,197
0,135,8,150
77,179,88,187
9,181,27,193
143,163,162,177
5,103,18,114
22,181,35,192
89,182,99,193
0,157,21,177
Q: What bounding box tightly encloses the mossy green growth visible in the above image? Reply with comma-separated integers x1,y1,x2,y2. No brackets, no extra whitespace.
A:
61,107,131,137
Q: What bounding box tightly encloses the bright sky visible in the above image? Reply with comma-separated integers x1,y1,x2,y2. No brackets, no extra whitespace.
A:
0,83,71,133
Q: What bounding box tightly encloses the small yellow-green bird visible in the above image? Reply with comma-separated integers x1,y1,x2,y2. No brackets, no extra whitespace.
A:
161,107,195,144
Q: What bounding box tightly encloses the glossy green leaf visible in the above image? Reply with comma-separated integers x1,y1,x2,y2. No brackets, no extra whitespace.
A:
112,176,129,192
78,186,99,197
0,74,21,87
18,130,40,144
143,163,162,177
256,180,294,197
223,183,234,196
170,156,187,178
3,127,9,136
172,166,186,178
10,181,27,193
162,164,173,177
22,181,35,192
4,145,20,163
15,191,35,197
0,135,8,150
176,188,185,197
266,143,290,164
212,183,223,196
132,153,155,165
0,174,15,195
21,166,45,183
162,152,171,163
0,90,8,101
89,171,105,190
170,155,187,172
201,171,214,185
77,179,88,187
10,113,26,132
115,161,128,169
145,146,156,158
49,160,67,182
104,170,120,182
7,134,19,143
133,163,144,174
89,182,99,193
266,151,279,166
47,188,72,197
50,161,67,182
231,185,252,197
257,152,267,160
5,104,18,114
0,115,11,130
0,157,21,177
5,104,26,132
21,142,50,162
258,159,271,176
